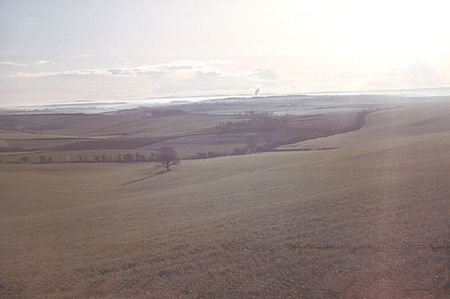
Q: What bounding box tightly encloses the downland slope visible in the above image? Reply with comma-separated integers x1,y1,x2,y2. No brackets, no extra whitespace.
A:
0,103,449,298
278,102,450,150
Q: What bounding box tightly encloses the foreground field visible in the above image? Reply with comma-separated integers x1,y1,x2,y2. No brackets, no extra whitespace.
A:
1,103,449,298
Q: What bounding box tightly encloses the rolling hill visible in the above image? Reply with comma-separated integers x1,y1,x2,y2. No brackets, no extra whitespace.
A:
1,102,449,298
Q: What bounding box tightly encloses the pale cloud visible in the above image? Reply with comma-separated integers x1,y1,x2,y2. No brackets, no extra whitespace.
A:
365,62,444,89
6,58,446,100
0,61,30,67
6,69,108,78
3,59,290,99
398,63,442,86
34,59,49,65
73,54,91,58
5,60,234,78
0,59,50,67
248,69,278,81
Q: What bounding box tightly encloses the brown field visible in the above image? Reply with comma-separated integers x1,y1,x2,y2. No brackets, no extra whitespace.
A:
0,106,367,162
1,101,449,298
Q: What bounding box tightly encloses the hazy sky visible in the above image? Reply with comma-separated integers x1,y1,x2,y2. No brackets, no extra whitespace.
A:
1,0,450,106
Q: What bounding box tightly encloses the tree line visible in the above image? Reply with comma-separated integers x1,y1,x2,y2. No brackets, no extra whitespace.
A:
214,112,288,134
8,147,180,171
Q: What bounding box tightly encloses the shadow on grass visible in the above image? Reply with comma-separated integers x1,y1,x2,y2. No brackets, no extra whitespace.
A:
121,170,167,186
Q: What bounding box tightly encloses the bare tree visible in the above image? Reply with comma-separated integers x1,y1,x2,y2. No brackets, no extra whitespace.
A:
246,136,257,153
157,147,179,171
123,153,134,162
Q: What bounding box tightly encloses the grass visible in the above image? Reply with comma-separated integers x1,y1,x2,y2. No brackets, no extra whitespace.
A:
279,102,450,150
0,102,449,298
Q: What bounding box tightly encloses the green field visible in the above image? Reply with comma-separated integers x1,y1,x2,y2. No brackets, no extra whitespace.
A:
1,101,449,298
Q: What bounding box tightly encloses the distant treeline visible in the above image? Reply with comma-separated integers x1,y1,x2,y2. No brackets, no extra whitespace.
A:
214,112,288,134
3,152,160,164
73,152,159,163
0,146,23,152
185,139,284,160
117,108,189,117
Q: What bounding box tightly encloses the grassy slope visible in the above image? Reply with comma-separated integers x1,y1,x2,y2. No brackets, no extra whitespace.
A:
1,104,449,298
279,102,450,150
0,114,240,138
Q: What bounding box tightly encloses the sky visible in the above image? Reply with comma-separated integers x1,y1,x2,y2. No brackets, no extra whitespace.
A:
1,0,450,107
